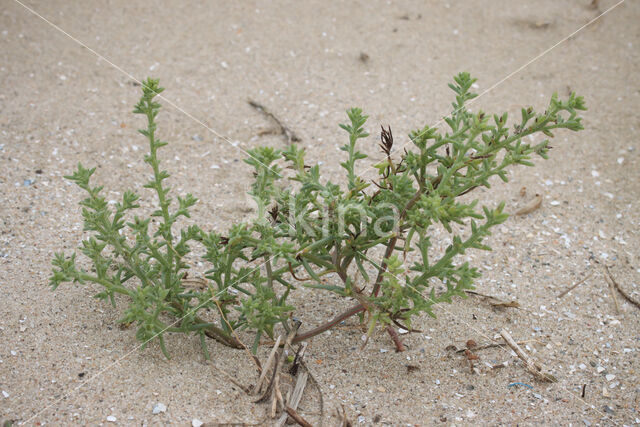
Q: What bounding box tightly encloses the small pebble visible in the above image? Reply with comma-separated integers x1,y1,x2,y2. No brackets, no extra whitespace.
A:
192,419,204,427
603,405,614,414
106,415,117,422
605,374,615,381
152,402,167,414
2,390,9,398
192,134,203,142
23,179,35,186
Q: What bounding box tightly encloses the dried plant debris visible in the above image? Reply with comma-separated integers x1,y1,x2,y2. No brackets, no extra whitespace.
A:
515,193,543,215
500,329,557,383
465,290,520,308
604,265,640,310
248,99,301,144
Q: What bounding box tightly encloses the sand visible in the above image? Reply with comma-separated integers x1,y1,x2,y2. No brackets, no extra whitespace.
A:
1,0,639,425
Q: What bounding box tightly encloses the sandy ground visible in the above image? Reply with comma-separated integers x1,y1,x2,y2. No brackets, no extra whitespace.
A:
1,0,639,425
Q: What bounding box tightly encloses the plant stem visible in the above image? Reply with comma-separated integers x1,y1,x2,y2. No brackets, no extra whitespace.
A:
291,303,364,344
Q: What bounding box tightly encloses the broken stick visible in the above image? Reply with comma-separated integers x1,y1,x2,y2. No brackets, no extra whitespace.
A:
603,266,620,314
248,99,301,144
466,290,520,308
253,335,282,395
500,329,557,382
284,407,313,427
557,271,594,298
604,265,640,310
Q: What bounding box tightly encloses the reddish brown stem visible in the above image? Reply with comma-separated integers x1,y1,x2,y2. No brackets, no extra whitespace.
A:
386,325,406,352
292,303,364,344
292,176,447,347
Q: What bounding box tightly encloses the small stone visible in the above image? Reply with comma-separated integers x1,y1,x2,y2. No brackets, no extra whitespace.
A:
2,390,9,398
192,419,204,427
357,415,365,423
605,374,615,381
152,402,167,414
106,415,117,422
583,419,591,426
533,393,542,399
23,179,35,186
210,164,220,169
596,366,605,373
579,363,587,370
603,405,614,414
192,134,203,142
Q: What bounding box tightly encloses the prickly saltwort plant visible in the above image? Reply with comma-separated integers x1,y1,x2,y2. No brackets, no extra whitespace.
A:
50,74,586,357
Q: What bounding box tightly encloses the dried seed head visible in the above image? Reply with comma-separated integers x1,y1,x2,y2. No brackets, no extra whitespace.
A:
380,125,394,156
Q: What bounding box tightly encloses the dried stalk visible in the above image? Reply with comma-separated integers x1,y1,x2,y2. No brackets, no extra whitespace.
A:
500,329,557,382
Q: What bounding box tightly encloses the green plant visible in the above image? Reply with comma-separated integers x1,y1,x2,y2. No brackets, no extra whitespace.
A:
50,74,586,357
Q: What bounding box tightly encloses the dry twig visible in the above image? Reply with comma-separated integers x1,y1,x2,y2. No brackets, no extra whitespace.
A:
454,338,542,354
465,290,520,308
557,271,594,298
206,361,251,394
336,405,352,427
253,335,282,395
248,99,301,144
284,406,313,427
500,329,557,382
604,265,640,310
276,372,309,427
